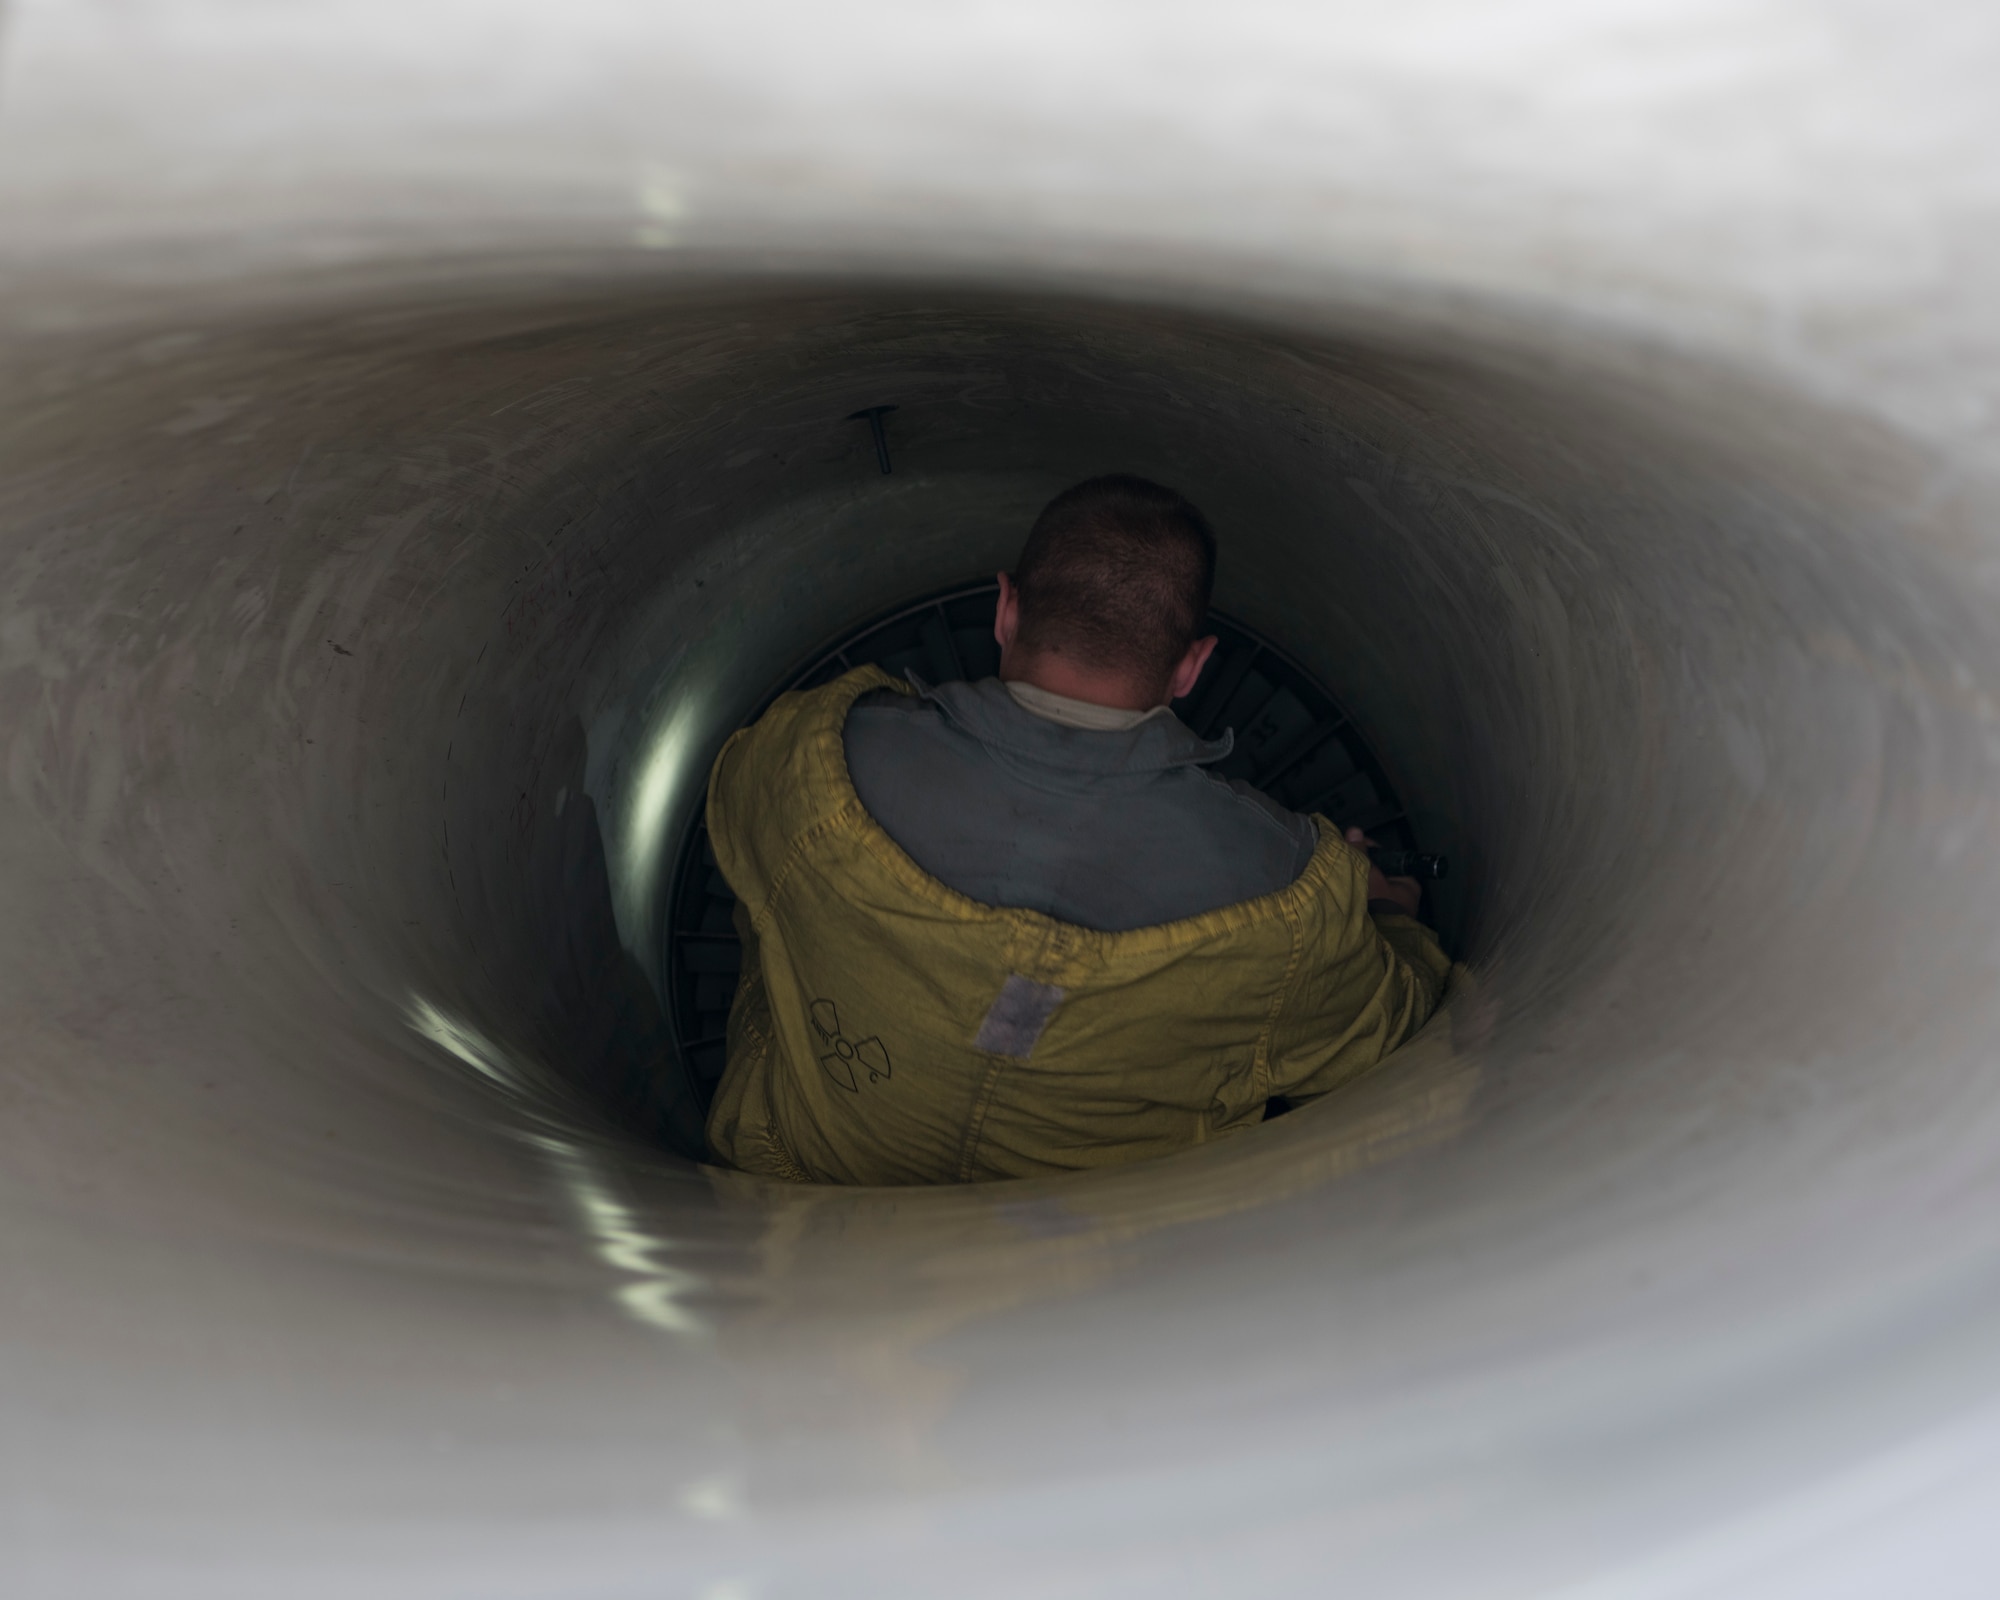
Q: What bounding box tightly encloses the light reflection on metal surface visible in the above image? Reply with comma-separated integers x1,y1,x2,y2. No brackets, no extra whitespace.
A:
616,692,705,977
406,994,541,1100
526,1131,709,1337
407,993,708,1339
679,1472,750,1522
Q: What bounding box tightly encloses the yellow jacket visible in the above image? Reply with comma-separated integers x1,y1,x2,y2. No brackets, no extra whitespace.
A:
704,667,1450,1185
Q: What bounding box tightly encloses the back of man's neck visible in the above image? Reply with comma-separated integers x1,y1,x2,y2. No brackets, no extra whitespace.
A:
1003,680,1169,732
1001,655,1161,713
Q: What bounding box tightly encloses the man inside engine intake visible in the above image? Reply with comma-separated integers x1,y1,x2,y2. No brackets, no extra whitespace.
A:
703,474,1449,1184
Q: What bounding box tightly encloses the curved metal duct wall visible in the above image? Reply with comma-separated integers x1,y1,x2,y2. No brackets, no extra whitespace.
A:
6,6,2000,1596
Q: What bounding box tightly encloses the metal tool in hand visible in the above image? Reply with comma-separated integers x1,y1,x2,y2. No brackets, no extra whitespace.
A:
1368,849,1449,881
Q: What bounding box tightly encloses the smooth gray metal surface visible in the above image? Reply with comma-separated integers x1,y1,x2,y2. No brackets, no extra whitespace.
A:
4,5,2000,1596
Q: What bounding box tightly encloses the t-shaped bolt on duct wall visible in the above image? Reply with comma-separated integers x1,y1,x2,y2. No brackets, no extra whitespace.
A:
5,8,2000,1598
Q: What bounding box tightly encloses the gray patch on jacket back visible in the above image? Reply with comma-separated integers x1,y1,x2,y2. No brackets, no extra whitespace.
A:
975,974,1066,1058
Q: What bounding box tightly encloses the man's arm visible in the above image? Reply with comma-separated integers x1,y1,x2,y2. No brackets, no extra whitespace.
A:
1263,827,1451,1104
1351,824,1424,920
1348,822,1448,998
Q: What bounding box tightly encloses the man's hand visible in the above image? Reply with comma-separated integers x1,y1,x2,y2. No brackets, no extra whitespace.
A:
1347,826,1423,919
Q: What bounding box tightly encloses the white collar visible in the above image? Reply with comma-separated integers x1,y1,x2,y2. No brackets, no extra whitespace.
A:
1003,679,1172,732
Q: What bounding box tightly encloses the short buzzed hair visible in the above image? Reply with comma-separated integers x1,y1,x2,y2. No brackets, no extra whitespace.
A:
1012,476,1217,687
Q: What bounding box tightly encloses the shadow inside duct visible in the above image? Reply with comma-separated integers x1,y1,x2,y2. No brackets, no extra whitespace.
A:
517,715,707,1155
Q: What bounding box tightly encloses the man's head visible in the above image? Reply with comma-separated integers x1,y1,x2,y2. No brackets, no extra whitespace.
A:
994,476,1220,708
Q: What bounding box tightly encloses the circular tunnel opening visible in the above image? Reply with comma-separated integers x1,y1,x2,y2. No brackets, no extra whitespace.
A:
435,280,1517,1162
12,264,2000,1590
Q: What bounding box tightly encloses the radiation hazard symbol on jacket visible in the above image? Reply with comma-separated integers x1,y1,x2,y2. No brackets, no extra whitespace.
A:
809,999,892,1093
